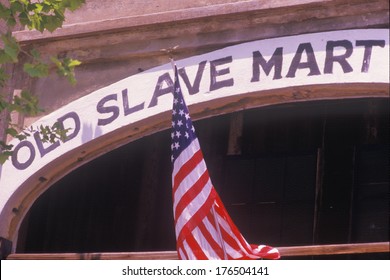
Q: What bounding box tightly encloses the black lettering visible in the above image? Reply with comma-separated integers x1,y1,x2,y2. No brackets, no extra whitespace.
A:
148,72,174,108
57,112,81,142
11,141,35,170
324,40,353,74
96,94,119,126
34,131,60,157
210,56,234,91
122,89,144,116
356,40,385,72
251,47,283,82
286,43,321,78
178,61,207,95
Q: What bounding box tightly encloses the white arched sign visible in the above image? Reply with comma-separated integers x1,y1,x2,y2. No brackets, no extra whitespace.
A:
0,29,388,242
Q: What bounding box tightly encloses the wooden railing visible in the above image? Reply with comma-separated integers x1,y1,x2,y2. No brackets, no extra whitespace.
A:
6,242,389,260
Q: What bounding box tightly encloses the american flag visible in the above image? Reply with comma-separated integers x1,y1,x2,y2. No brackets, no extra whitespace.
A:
171,65,280,260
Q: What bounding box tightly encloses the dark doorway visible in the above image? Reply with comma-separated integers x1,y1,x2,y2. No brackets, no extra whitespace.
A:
17,98,389,258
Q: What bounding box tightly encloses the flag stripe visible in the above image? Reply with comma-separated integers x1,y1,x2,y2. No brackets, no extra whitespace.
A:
173,146,203,194
213,205,256,258
176,188,216,246
174,169,210,221
185,231,208,260
182,240,195,260
171,65,280,260
197,219,224,259
192,227,220,259
172,150,207,213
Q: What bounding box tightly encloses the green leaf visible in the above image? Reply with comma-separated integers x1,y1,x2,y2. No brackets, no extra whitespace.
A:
1,33,20,62
10,1,23,14
18,11,31,27
0,140,13,150
50,56,81,85
67,59,81,67
0,3,11,20
42,14,63,32
61,0,85,11
0,151,13,164
10,90,42,116
0,68,9,87
23,62,49,78
6,127,19,137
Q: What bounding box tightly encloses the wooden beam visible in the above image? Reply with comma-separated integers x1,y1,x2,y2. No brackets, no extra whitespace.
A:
278,242,390,257
227,112,244,155
7,242,389,260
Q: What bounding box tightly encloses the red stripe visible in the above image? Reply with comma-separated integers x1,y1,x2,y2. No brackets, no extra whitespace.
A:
218,221,241,259
205,211,233,259
176,188,216,247
256,245,281,259
213,195,254,253
197,219,225,259
173,149,203,194
174,169,210,221
177,243,189,260
185,232,208,260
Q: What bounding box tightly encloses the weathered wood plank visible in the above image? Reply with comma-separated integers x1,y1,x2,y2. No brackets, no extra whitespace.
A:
278,242,390,257
7,242,389,260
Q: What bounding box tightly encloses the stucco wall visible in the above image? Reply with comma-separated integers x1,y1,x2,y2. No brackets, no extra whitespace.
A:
64,0,246,24
12,0,388,127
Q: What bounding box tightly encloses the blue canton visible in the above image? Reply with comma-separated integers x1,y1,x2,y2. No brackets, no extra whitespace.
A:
171,67,196,163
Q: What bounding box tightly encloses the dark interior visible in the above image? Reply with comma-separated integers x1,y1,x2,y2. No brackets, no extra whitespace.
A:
17,98,389,259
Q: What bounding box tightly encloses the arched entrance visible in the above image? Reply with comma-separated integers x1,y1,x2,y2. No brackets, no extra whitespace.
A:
16,97,389,259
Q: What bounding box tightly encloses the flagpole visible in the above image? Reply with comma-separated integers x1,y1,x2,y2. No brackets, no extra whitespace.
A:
161,45,180,70
211,204,228,260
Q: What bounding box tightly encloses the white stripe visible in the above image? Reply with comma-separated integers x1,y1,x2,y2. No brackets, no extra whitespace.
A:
214,210,258,258
223,239,244,259
205,213,243,259
172,139,201,178
173,159,207,212
175,178,213,238
203,216,222,249
183,240,196,260
178,248,187,260
206,212,244,258
254,245,279,256
192,226,219,260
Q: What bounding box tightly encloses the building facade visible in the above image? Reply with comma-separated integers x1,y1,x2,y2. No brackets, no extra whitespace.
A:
0,0,389,259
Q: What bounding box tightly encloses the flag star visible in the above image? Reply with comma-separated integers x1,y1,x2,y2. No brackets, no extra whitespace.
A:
185,113,190,120
171,155,174,162
172,109,177,115
174,98,179,104
174,142,180,149
177,120,183,127
172,121,176,127
171,143,174,150
176,87,180,93
191,126,195,132
171,132,175,139
175,131,181,138
179,109,185,116
185,132,189,138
